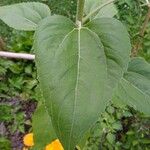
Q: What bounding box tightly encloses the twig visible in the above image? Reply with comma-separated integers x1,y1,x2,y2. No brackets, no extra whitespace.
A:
131,6,150,57
83,0,115,23
0,51,35,60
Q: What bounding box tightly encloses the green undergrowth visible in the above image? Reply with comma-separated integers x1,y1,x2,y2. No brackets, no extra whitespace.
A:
84,104,150,150
0,31,37,100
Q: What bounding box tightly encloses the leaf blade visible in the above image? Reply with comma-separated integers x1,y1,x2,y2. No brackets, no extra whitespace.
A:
35,16,131,149
50,28,108,149
86,18,131,100
34,15,109,149
84,0,117,20
113,57,150,115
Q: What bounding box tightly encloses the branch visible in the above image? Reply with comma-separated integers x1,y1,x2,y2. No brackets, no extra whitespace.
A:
83,0,115,23
131,6,150,57
0,51,35,60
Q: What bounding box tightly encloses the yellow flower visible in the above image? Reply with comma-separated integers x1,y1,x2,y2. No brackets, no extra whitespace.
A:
23,133,34,147
23,133,63,150
45,139,64,150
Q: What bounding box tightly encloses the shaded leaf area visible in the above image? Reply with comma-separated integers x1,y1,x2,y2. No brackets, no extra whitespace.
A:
0,98,37,150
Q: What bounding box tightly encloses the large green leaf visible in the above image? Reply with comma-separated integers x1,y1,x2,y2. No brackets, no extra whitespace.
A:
35,15,130,149
113,57,150,115
35,15,109,149
0,2,51,31
84,0,117,19
86,18,131,100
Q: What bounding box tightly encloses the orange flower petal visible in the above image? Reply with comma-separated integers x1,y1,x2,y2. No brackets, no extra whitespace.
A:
23,133,34,147
45,139,64,150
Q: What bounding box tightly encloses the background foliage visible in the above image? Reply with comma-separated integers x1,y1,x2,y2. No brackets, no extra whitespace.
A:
0,0,150,149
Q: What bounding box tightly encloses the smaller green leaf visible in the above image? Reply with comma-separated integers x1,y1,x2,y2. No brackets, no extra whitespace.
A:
126,131,135,135
96,0,117,18
106,133,115,144
0,104,13,122
113,57,150,116
32,90,56,149
0,2,51,31
112,121,122,130
84,0,117,20
132,140,139,146
123,111,132,117
106,105,115,114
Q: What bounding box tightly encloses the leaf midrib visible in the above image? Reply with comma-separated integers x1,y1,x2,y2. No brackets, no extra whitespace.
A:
68,27,81,149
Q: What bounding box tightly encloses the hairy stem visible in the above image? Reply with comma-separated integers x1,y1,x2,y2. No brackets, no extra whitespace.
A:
83,0,115,23
76,0,85,25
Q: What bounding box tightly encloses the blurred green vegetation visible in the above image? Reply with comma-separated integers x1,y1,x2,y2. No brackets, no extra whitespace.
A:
0,137,11,150
0,0,150,150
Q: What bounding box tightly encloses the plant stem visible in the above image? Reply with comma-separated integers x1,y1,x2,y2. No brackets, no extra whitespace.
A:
83,0,115,23
76,0,85,26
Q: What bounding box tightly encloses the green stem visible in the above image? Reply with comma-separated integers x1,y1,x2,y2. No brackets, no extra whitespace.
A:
83,0,115,23
76,0,85,25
